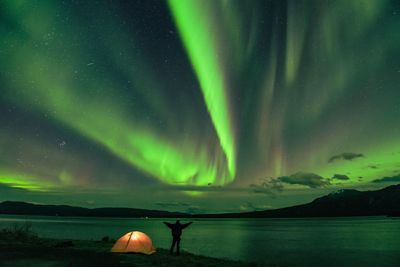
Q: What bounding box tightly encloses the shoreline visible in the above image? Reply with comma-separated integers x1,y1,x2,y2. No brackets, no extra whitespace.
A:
0,236,259,267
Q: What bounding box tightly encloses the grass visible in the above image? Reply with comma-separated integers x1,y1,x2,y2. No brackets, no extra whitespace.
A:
0,223,260,267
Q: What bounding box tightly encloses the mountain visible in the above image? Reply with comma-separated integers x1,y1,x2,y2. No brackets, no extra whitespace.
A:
1,184,399,218
206,184,400,218
0,201,187,218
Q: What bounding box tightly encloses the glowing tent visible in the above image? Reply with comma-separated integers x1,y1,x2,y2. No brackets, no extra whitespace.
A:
111,231,156,254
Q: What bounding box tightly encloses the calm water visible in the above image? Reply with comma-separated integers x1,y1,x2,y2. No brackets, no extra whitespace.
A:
1,215,399,266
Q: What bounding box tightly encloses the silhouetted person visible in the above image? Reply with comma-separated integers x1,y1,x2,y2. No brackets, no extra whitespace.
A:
163,220,192,255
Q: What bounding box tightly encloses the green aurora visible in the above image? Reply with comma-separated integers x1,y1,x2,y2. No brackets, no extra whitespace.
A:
0,0,399,212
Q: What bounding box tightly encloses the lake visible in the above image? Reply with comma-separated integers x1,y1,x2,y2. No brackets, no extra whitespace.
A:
1,215,399,266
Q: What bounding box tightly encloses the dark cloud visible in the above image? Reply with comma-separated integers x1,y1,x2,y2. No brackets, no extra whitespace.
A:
331,174,350,180
0,183,29,193
372,174,400,183
328,152,364,163
278,172,330,188
250,178,283,195
250,172,330,194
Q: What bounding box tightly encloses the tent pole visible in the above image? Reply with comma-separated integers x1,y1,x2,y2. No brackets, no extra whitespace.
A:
124,232,133,250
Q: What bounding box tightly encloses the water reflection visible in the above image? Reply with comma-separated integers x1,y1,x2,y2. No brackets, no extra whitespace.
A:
1,216,399,266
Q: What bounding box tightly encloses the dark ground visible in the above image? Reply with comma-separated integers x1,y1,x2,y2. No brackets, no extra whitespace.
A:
0,226,260,267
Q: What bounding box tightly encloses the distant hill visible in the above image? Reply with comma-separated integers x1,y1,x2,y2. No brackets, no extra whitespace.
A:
1,184,399,218
204,184,400,218
0,201,187,218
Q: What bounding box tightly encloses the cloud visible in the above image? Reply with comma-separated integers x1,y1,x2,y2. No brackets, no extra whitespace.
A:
85,200,96,205
159,183,247,195
328,152,364,163
0,183,29,193
331,174,350,180
155,202,191,208
163,184,222,192
277,172,330,188
250,172,330,194
250,178,283,195
372,174,400,183
155,201,203,214
239,202,272,212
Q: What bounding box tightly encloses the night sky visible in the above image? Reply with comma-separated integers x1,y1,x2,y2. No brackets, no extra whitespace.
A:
1,0,400,213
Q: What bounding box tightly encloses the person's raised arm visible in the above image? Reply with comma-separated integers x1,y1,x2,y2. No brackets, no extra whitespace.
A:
163,222,173,229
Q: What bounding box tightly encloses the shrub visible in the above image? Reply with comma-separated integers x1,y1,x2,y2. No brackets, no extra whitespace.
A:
101,236,110,242
0,222,38,242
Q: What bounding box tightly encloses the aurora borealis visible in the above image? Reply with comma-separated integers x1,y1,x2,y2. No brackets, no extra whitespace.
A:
1,0,400,212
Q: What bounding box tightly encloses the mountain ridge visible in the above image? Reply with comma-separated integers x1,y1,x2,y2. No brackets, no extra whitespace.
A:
1,184,399,218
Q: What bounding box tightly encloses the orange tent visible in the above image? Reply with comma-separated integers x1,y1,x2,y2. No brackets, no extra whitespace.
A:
111,231,156,254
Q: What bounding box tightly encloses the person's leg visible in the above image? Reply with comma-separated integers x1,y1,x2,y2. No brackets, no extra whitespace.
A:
177,238,180,255
170,238,176,254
